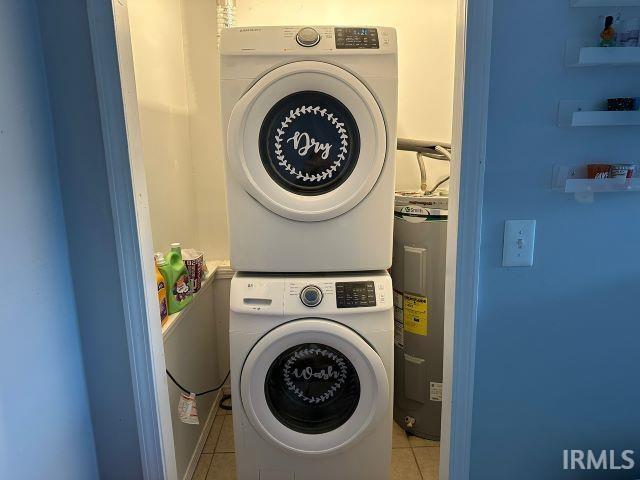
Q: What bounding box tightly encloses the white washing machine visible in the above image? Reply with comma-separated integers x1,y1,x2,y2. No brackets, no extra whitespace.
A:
220,26,398,272
230,272,394,480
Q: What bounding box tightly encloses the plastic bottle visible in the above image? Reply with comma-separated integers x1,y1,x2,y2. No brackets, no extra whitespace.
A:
154,253,169,321
163,243,193,314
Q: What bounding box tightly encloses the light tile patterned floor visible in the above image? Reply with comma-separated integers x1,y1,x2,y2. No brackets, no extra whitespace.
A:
193,410,439,480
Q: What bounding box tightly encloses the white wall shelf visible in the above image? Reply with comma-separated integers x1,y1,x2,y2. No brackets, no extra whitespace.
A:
558,100,640,127
566,39,640,66
553,165,640,195
571,0,640,6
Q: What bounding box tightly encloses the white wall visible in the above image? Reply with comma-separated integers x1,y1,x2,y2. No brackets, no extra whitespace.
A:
130,0,456,259
181,0,231,261
0,2,99,478
129,0,201,255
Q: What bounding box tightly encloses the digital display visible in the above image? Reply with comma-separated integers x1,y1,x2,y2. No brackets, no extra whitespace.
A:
336,281,376,308
335,28,379,49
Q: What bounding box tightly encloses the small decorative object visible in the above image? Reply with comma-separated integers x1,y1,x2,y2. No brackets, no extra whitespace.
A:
182,249,205,294
608,97,636,111
610,164,636,178
600,16,618,47
587,163,611,179
620,17,640,47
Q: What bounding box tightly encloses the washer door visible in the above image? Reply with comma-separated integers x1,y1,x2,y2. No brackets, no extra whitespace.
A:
227,61,387,222
240,319,389,455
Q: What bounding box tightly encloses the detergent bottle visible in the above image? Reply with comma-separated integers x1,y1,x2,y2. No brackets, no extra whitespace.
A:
154,253,169,321
164,243,193,314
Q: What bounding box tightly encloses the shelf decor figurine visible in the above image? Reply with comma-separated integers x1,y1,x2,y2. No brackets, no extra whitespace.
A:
608,97,639,111
600,15,617,47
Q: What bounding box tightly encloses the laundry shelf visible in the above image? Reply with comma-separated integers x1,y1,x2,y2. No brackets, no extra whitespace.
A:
571,0,640,6
566,40,640,66
558,100,640,127
552,165,640,193
562,178,640,192
161,260,229,340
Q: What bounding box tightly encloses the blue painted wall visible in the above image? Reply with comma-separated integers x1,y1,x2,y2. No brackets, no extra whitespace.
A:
0,1,98,479
36,2,145,478
470,1,640,479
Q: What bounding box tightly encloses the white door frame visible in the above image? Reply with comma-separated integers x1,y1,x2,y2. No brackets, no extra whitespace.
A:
440,0,493,478
85,0,494,478
86,1,178,479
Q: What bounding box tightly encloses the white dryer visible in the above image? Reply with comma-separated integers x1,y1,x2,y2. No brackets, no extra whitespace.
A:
230,272,394,480
220,26,398,272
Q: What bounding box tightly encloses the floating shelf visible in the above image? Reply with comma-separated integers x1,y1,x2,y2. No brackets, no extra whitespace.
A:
571,0,640,6
558,100,640,127
566,40,640,66
553,165,640,194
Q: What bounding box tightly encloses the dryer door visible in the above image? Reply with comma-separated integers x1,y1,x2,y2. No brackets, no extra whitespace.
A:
240,319,389,455
227,61,387,222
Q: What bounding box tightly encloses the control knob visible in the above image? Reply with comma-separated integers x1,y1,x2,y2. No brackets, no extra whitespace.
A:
300,285,323,307
296,27,321,47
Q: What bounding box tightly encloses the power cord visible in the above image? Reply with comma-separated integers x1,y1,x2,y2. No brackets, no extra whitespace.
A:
219,394,232,411
166,370,230,397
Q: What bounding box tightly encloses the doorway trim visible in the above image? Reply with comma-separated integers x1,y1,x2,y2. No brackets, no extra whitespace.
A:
440,0,493,478
86,0,178,479
85,0,495,478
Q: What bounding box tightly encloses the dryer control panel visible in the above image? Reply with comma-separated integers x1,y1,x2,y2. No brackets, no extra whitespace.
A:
334,28,379,49
220,26,396,55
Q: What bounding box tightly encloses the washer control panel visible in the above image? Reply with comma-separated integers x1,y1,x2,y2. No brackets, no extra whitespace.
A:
335,27,379,49
336,281,377,308
300,285,323,307
264,275,390,314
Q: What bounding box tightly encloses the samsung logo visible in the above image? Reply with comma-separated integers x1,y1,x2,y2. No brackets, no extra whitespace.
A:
239,28,261,33
563,450,635,470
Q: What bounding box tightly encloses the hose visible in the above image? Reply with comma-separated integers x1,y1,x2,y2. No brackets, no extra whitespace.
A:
415,145,452,196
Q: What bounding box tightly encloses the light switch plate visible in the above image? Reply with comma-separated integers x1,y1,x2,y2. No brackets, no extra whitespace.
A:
502,220,536,267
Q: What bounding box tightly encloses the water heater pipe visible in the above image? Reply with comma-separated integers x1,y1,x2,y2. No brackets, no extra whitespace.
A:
217,0,237,47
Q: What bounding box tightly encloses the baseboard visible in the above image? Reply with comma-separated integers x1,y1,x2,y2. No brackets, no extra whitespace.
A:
182,389,223,480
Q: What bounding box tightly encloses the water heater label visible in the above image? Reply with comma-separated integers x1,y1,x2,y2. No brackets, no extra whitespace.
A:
394,307,404,347
403,294,428,336
430,382,443,402
393,290,403,309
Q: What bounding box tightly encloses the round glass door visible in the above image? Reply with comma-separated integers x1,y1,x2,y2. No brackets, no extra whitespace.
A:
240,319,389,455
265,343,361,434
226,61,387,222
259,91,360,196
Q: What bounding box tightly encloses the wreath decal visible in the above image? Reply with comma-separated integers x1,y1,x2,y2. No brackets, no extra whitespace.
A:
273,105,349,183
282,347,349,404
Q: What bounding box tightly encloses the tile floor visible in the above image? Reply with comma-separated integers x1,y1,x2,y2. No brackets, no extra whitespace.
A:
192,407,439,480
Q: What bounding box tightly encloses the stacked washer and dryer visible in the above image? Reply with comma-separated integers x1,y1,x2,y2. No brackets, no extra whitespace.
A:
220,26,398,480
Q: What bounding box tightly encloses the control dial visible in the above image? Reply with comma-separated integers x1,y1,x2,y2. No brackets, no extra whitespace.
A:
296,27,321,47
300,285,323,307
